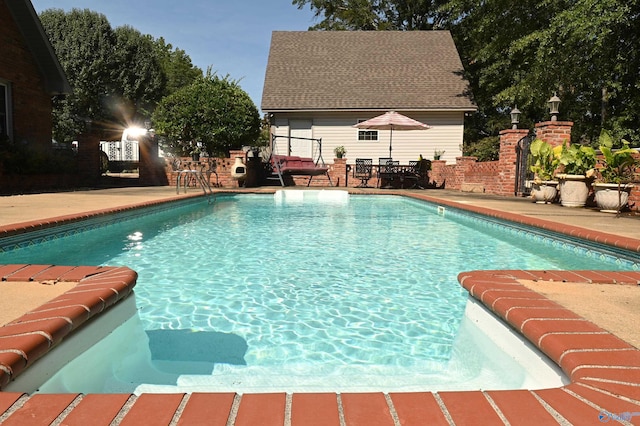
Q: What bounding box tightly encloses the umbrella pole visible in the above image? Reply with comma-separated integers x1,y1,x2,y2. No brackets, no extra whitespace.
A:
389,127,393,159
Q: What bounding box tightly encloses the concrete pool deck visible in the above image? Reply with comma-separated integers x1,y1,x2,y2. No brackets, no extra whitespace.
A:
1,186,640,425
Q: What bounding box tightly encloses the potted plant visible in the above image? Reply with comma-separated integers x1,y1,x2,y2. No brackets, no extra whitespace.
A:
528,139,559,203
555,141,596,207
592,129,638,213
334,146,346,159
434,149,445,160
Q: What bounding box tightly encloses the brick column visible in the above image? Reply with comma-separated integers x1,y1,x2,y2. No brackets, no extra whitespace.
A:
138,134,168,186
329,158,347,187
76,129,100,186
497,129,529,196
535,121,573,148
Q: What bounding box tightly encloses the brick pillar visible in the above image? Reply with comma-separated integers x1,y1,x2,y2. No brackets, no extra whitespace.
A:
429,160,446,187
497,129,529,196
535,121,573,148
330,158,347,187
76,129,100,186
139,134,168,186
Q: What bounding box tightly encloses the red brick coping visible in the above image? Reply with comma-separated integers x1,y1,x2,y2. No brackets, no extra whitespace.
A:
1,192,640,424
1,267,640,424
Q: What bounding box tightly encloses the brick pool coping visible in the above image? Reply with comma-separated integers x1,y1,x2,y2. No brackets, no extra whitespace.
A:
1,192,640,424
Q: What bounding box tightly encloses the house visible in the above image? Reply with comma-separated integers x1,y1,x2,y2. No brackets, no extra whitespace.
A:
261,31,476,164
0,0,70,149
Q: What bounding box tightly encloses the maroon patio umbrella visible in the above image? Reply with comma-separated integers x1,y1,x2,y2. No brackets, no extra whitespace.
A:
353,111,431,158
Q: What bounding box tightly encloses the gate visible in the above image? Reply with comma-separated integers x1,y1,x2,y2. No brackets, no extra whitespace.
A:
515,133,535,196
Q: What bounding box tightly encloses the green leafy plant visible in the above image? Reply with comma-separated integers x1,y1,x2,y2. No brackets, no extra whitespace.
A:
334,146,346,158
529,139,559,182
556,141,596,176
597,129,638,184
434,149,445,160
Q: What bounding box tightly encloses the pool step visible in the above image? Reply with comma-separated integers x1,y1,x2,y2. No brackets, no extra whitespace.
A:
134,361,507,394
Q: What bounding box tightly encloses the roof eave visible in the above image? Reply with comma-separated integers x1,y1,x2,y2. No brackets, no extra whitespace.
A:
6,0,72,95
262,106,479,114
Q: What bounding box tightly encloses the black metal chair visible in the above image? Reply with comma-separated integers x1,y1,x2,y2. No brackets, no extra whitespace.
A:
413,159,431,189
377,157,393,188
354,158,373,188
202,158,219,187
403,160,421,189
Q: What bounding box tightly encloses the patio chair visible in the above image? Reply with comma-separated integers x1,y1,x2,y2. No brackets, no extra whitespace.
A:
377,157,393,188
413,159,431,189
354,158,373,188
402,160,420,189
202,158,219,187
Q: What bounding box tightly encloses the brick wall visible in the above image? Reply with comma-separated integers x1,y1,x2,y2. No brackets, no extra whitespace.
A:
535,121,573,147
0,0,54,148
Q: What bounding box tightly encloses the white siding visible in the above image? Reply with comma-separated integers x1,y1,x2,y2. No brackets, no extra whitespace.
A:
270,111,465,164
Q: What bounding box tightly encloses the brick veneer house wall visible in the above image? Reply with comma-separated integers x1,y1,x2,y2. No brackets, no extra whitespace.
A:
0,1,55,148
0,0,71,193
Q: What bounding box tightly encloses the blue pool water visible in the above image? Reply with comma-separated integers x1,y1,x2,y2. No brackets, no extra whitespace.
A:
1,191,636,393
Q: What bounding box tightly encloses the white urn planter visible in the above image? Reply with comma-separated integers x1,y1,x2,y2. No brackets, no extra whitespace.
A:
530,181,559,204
557,174,589,207
592,183,634,213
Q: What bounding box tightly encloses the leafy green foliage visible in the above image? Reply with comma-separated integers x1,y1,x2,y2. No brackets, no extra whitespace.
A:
444,0,640,146
597,130,638,183
557,142,597,176
39,9,201,143
463,136,499,161
292,0,449,30
153,37,203,96
40,8,117,142
152,73,260,157
112,26,166,119
529,139,558,181
0,137,77,174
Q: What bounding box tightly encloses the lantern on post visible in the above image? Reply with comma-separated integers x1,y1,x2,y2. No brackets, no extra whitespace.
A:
548,94,561,121
510,106,521,129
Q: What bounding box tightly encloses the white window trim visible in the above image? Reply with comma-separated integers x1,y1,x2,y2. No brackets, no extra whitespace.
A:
356,119,378,142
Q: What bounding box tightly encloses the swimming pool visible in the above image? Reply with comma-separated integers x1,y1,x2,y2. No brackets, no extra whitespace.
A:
1,191,636,394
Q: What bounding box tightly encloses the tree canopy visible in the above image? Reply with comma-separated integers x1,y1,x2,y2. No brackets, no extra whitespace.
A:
153,37,203,96
293,0,450,30
39,8,202,143
152,72,260,157
294,0,640,149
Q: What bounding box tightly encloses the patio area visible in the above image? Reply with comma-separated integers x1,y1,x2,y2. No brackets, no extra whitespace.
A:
1,187,639,425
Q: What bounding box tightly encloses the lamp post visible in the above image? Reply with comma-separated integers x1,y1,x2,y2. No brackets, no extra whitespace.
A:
548,94,561,121
510,106,521,129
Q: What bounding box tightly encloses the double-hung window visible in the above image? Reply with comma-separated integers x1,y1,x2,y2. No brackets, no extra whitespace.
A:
356,119,378,142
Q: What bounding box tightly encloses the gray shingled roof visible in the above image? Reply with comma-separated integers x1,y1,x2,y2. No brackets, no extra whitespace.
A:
261,31,476,112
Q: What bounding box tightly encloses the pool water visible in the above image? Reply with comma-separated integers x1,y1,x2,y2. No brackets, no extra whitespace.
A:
1,191,633,393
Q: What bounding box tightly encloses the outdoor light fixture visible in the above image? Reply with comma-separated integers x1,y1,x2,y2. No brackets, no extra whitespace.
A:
510,105,521,129
548,94,561,121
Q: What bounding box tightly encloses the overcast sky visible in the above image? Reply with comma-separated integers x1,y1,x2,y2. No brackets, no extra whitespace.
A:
30,0,318,112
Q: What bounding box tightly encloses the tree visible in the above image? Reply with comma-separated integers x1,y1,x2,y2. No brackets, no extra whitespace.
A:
442,0,640,146
293,0,449,30
153,37,203,96
39,8,117,142
152,72,260,157
39,9,198,143
112,26,166,124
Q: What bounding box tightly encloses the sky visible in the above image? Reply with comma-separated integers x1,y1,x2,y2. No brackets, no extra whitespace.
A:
30,0,318,112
